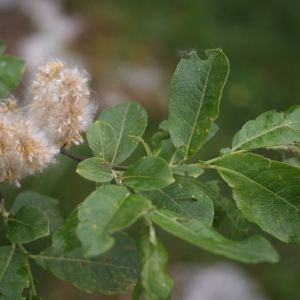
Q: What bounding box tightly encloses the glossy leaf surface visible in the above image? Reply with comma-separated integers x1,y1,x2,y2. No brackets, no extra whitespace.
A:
76,157,113,182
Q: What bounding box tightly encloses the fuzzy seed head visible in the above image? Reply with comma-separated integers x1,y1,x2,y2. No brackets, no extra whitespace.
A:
29,59,94,147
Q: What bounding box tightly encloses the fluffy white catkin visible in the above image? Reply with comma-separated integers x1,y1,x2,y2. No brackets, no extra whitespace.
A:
0,98,59,186
28,59,94,147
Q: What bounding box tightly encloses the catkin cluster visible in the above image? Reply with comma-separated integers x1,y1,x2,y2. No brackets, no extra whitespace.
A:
0,59,94,186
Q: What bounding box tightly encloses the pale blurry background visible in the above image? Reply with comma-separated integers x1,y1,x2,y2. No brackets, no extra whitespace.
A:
1,0,300,299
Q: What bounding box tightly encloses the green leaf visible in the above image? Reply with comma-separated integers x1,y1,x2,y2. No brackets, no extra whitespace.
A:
86,121,117,163
132,224,173,300
0,40,6,54
171,165,204,178
159,120,169,132
7,205,49,244
195,180,250,240
0,245,29,300
150,209,279,263
36,232,140,295
0,55,25,98
207,122,219,141
10,191,63,233
98,102,148,165
26,296,44,300
76,157,113,182
216,152,300,243
122,156,174,190
169,49,229,159
130,135,152,156
159,138,184,164
77,185,153,257
52,206,81,254
232,106,300,151
141,176,213,225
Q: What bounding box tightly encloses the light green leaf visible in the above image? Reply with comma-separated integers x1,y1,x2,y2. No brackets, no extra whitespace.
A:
76,157,113,182
150,209,279,263
216,153,300,243
10,191,63,233
171,165,204,178
0,245,29,300
132,224,173,300
7,205,49,244
0,55,25,98
141,176,213,225
122,156,174,190
207,122,219,141
169,49,229,159
98,102,148,165
86,121,117,163
159,120,169,132
232,106,300,151
36,232,140,295
130,135,152,156
77,185,153,257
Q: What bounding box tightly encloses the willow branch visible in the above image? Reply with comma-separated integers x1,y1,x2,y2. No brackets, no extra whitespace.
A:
60,146,128,170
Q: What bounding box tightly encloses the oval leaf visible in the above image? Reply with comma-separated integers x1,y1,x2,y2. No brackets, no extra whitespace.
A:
216,152,300,243
132,224,173,300
10,191,63,233
232,106,300,151
98,102,148,165
76,157,113,182
150,209,279,263
77,185,153,257
36,232,140,295
7,205,49,244
122,156,174,190
169,49,229,159
0,245,29,300
141,176,213,225
0,55,25,98
86,121,117,163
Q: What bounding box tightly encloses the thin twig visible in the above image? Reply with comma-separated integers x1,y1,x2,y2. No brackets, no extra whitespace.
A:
60,146,128,170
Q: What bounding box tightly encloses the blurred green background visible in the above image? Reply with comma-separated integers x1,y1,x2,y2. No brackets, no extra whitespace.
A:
1,0,300,299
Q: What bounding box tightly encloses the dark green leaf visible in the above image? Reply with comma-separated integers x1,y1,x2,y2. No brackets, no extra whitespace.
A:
0,245,29,300
86,121,117,163
169,49,229,159
122,156,174,190
7,205,49,244
141,176,213,225
132,224,173,300
53,206,81,254
36,232,140,295
77,185,153,257
159,138,184,164
150,209,279,263
10,191,63,233
98,102,148,165
196,180,250,239
0,55,25,98
232,106,300,151
171,165,203,178
216,152,300,243
26,296,44,300
76,157,113,182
